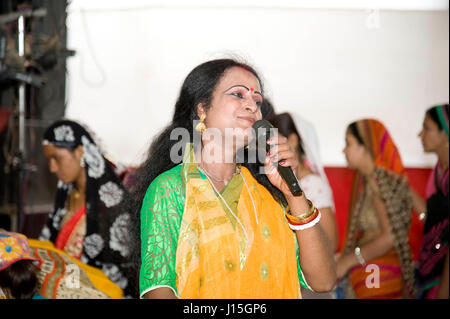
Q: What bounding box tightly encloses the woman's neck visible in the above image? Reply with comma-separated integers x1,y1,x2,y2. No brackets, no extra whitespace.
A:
74,167,86,194
296,161,313,180
200,161,238,183
437,143,449,171
196,140,238,183
359,158,376,177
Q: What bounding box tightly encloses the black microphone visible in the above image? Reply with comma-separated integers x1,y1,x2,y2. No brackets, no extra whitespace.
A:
252,119,303,196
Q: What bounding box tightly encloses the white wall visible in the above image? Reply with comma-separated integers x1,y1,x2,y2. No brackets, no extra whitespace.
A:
65,1,449,167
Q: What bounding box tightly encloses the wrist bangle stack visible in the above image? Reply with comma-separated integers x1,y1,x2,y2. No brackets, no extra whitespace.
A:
354,247,366,266
285,200,321,231
286,199,315,219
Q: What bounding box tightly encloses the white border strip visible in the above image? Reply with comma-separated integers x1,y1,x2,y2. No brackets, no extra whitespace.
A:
68,0,449,12
140,285,180,299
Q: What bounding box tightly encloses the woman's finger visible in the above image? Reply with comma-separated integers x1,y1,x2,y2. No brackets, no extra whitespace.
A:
268,143,290,155
278,158,297,168
264,155,278,175
267,135,287,146
267,138,291,154
269,150,295,163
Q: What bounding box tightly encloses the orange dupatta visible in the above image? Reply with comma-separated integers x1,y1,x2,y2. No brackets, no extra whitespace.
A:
175,147,301,299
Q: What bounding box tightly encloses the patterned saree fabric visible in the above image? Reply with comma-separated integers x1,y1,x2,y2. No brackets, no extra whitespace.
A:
342,119,417,298
28,239,123,299
40,120,135,297
0,231,41,271
54,206,87,259
349,249,404,299
140,144,308,298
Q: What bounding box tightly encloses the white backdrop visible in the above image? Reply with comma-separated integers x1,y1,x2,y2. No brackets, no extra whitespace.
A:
65,0,449,167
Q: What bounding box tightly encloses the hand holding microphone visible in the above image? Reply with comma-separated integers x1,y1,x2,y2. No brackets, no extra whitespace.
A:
252,120,303,197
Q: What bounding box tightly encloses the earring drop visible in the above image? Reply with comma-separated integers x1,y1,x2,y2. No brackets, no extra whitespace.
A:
195,114,206,133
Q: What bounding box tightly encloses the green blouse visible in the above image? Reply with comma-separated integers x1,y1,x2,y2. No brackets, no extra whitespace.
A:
139,164,312,297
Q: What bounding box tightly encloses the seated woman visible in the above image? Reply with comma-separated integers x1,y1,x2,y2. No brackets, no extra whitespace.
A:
130,58,336,299
0,229,122,299
39,120,135,297
412,104,449,299
336,119,417,298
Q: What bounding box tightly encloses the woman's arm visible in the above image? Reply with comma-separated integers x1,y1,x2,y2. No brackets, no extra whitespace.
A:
319,207,339,253
139,168,184,299
409,187,426,218
266,135,336,292
336,195,394,279
143,287,178,299
436,250,449,299
288,195,337,292
301,175,339,253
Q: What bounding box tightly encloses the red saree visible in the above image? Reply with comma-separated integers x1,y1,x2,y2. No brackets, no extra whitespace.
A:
55,206,86,259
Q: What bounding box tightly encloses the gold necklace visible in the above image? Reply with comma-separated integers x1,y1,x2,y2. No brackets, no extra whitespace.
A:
73,189,80,199
68,188,82,211
198,164,240,183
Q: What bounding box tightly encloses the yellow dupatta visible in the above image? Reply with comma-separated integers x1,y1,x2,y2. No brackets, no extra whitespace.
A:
175,145,301,298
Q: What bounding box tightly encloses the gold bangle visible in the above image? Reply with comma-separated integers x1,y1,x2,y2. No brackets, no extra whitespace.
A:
286,199,316,223
286,208,319,225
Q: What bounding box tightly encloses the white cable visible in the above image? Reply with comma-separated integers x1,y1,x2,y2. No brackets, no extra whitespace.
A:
78,8,107,88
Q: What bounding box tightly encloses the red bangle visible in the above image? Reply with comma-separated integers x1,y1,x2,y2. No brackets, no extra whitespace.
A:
288,211,322,231
286,208,319,225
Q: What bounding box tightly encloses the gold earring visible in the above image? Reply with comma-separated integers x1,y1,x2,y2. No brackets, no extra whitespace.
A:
195,114,206,133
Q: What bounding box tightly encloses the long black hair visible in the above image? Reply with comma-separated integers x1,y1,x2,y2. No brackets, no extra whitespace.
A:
126,59,287,282
426,104,449,131
267,112,306,160
0,260,39,299
347,121,365,145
